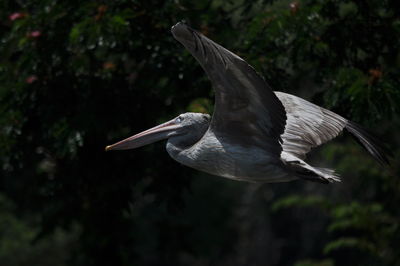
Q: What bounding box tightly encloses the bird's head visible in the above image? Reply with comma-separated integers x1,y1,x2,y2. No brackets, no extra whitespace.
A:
105,112,210,151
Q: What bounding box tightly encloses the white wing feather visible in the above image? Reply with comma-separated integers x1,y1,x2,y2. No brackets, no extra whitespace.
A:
275,91,347,160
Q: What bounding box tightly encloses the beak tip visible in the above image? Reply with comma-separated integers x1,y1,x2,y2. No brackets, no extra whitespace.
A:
105,145,112,151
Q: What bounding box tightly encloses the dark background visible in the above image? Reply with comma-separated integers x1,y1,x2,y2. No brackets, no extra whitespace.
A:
1,0,399,265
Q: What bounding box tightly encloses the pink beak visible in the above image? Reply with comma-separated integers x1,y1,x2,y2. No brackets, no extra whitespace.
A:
105,118,181,151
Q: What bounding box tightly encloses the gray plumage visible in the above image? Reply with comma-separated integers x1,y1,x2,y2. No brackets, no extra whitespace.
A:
106,22,390,184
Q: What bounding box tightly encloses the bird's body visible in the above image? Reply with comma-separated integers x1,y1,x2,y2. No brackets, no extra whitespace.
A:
106,23,390,183
167,128,294,182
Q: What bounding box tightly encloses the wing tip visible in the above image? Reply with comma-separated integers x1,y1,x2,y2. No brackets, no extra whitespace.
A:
171,22,192,41
345,121,393,166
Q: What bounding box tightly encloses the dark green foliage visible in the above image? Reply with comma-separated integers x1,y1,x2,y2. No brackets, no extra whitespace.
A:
0,0,399,265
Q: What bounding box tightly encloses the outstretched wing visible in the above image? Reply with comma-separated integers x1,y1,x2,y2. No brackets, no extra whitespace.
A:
275,91,347,159
171,23,286,155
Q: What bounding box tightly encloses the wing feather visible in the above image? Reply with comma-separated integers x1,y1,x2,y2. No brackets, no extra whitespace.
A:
172,23,287,155
275,91,347,159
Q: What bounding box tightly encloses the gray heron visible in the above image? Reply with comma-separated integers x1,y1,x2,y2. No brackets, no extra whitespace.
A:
106,22,390,183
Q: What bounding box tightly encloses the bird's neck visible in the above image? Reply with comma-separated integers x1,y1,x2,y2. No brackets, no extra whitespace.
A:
166,133,206,171
166,134,196,157
166,129,207,159
165,141,181,159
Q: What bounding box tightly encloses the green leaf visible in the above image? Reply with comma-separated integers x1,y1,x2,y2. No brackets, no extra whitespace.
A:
271,195,330,211
323,237,375,254
295,259,335,266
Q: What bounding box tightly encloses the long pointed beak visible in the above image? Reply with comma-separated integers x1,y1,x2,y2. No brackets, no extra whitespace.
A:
105,118,181,151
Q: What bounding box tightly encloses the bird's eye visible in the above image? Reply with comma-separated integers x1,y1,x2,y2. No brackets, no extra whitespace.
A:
176,116,184,123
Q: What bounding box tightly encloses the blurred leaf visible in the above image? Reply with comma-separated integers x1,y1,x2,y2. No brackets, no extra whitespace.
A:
187,97,213,114
295,259,335,266
323,237,375,254
271,195,330,212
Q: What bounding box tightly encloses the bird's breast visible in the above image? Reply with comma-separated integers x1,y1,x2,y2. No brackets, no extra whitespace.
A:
167,131,292,182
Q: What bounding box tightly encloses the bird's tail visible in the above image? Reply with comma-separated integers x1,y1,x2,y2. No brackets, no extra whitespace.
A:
283,151,341,184
292,162,341,184
345,121,392,166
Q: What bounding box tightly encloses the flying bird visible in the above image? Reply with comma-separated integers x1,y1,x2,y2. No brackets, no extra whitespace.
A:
106,22,390,183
